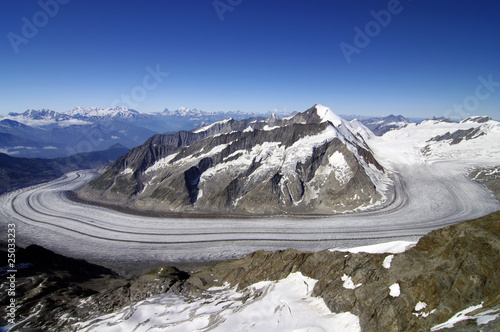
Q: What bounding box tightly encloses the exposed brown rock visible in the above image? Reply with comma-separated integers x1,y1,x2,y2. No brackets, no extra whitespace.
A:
188,210,500,331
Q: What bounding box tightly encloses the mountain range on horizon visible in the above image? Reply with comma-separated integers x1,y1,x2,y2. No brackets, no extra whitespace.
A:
0,107,290,159
1,104,472,160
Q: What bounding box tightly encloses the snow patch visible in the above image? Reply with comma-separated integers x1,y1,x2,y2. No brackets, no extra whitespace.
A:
415,301,427,312
330,241,416,254
262,125,280,131
193,118,231,133
341,274,362,289
329,151,353,185
383,255,394,269
143,153,178,174
412,301,437,318
121,168,134,175
389,283,400,297
476,308,500,326
281,125,338,175
201,143,281,192
78,296,93,308
431,303,484,331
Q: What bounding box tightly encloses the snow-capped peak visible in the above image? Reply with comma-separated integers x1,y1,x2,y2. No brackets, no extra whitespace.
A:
267,113,279,120
315,104,343,127
163,107,206,117
65,106,139,118
7,109,59,119
192,118,233,133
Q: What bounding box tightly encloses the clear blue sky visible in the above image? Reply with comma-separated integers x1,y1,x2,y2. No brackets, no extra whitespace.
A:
1,0,499,119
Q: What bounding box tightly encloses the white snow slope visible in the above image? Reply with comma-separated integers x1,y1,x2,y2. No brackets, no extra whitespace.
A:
370,116,500,167
74,272,360,332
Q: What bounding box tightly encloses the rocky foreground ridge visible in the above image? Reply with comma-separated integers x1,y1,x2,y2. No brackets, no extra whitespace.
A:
1,211,499,331
78,105,390,215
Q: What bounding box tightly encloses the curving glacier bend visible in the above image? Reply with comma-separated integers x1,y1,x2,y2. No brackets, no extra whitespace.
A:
1,161,499,271
1,111,500,271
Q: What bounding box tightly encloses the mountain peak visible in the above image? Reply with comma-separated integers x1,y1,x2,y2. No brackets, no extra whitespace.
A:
429,116,454,123
20,109,58,119
314,104,343,127
80,105,387,215
65,106,140,118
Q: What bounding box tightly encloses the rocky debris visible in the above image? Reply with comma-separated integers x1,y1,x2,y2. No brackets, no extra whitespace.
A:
0,245,189,331
462,116,493,124
187,210,500,331
78,105,388,215
468,166,500,201
428,127,486,145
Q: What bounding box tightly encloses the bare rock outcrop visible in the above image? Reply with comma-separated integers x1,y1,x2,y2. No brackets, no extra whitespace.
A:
188,211,500,331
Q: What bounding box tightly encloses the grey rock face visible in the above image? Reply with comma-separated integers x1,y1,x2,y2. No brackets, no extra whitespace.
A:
462,116,493,124
428,127,486,145
361,114,413,136
0,245,189,331
79,105,388,215
468,166,500,201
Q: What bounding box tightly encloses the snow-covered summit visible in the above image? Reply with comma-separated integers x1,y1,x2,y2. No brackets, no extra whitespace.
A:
315,104,344,127
8,109,60,120
3,109,89,127
65,106,140,118
163,107,211,117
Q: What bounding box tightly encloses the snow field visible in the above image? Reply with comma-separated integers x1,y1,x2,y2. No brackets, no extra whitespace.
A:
74,272,361,332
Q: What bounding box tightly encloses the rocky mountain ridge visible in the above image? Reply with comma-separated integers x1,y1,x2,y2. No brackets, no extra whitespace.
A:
78,105,390,215
360,114,413,136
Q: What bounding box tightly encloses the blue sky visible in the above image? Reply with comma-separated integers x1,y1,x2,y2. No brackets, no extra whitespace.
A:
1,0,499,119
